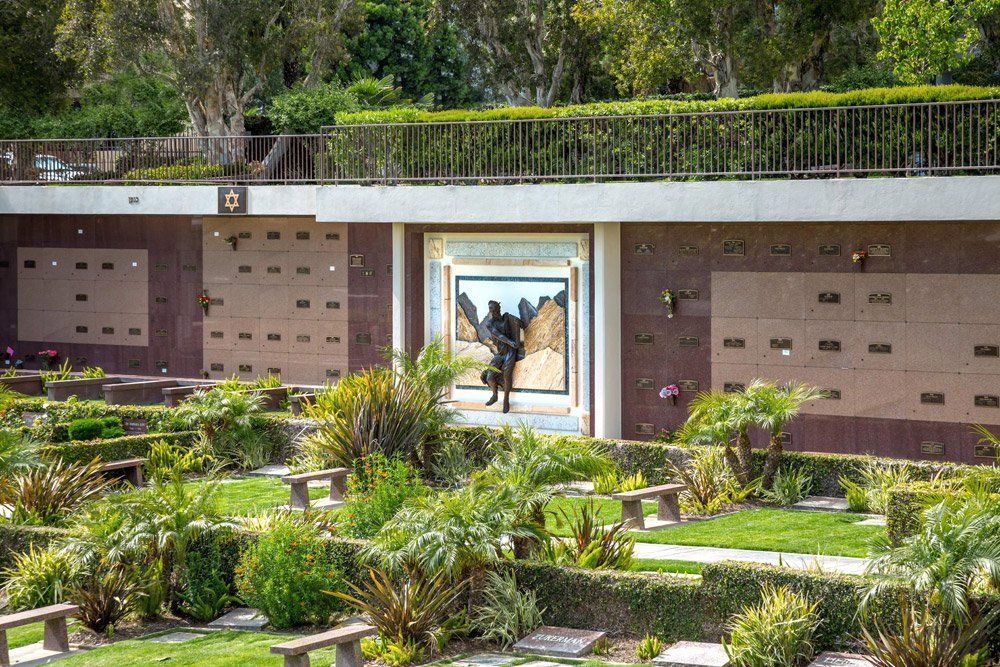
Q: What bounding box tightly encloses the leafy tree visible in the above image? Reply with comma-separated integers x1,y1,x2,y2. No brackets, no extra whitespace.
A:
873,0,1000,83
267,83,360,133
0,0,77,112
56,0,362,138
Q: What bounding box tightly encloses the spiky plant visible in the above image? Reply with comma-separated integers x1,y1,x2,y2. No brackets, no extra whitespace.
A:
471,570,543,648
68,563,144,633
542,500,635,570
724,584,820,667
1,458,111,526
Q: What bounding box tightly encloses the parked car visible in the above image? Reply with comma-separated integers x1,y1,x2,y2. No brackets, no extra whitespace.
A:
34,154,87,181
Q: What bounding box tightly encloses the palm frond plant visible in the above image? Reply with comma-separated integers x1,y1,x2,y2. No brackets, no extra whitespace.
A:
674,389,754,486
1,458,111,527
861,598,998,667
175,387,265,468
0,428,39,492
864,495,1000,623
744,380,826,490
972,423,999,461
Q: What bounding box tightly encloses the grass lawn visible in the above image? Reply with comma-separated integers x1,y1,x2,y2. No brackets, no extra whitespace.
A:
544,496,655,537
7,620,81,650
631,558,704,575
183,476,330,516
630,508,883,558
59,630,336,666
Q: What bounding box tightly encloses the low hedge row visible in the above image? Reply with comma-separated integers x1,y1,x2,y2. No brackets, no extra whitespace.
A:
886,483,1000,546
0,524,69,575
3,398,182,435
42,430,197,465
336,85,1000,125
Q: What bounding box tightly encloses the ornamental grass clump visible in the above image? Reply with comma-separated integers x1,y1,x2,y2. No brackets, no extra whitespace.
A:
1,545,81,610
471,570,543,648
1,458,111,527
540,500,635,570
723,584,820,667
760,468,813,506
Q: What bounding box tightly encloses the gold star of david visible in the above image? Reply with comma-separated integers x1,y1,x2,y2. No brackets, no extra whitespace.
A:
223,189,241,212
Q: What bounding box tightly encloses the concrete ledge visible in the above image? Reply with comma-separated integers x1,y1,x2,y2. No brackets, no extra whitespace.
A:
0,375,44,396
103,379,181,405
46,376,121,401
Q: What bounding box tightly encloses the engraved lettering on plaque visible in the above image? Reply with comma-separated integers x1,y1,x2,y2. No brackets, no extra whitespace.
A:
823,389,841,400
723,239,745,256
677,289,700,300
974,344,999,357
724,382,746,393
818,292,840,304
921,441,945,455
635,423,655,435
238,364,253,373
325,233,340,240
634,243,655,255
267,266,281,274
75,294,88,301
326,369,341,379
635,378,655,389
210,363,224,372
154,263,167,271
634,333,654,345
818,244,841,256
75,262,88,270
975,444,999,458
101,262,114,270
818,340,841,352
75,325,88,333
296,267,310,275
678,245,699,256
868,244,891,257
238,231,252,239
920,392,945,405
155,329,167,337
238,332,252,340
128,327,141,336
102,327,114,335
210,331,223,339
770,338,793,350
679,336,700,347
155,296,168,304
325,336,341,344
677,380,700,392
723,337,746,349
769,244,792,256
296,299,310,308
296,231,310,240
868,292,892,305
266,231,280,240
356,332,372,344
128,359,141,369
182,264,197,272
238,265,252,273
155,360,168,369
868,343,892,354
326,301,341,309
974,395,999,408
361,269,374,277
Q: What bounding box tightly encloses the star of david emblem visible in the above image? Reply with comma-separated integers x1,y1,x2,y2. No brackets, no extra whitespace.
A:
223,189,241,212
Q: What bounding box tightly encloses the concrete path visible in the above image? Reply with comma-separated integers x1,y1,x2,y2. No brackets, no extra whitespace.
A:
632,541,869,575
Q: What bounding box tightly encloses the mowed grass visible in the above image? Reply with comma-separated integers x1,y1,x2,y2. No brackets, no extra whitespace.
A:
181,476,330,516
544,496,656,537
58,630,336,666
631,558,704,575
630,508,883,558
7,620,81,650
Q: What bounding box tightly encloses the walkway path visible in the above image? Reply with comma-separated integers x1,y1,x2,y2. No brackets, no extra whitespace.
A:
632,541,869,575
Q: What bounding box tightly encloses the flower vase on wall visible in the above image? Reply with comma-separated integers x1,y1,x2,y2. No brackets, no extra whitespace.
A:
660,289,676,318
851,249,867,271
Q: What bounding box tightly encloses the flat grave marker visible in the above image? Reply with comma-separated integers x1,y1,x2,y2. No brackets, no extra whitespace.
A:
653,641,730,667
513,626,606,658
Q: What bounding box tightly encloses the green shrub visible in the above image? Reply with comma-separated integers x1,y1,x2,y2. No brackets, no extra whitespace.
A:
176,536,239,622
472,570,543,649
148,439,214,482
42,431,197,466
724,584,820,667
636,634,663,660
67,418,105,441
1,545,81,610
761,468,813,507
0,524,68,577
122,162,230,182
268,83,360,134
234,521,346,628
342,453,429,538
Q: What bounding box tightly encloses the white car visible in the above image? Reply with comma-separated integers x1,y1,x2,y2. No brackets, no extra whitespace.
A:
34,154,86,181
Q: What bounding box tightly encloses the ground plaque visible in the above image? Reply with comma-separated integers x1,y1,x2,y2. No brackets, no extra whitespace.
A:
513,626,606,658
123,418,149,435
653,641,730,667
807,652,871,667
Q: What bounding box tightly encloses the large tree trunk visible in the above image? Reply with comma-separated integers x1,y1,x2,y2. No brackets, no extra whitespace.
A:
734,427,753,486
773,33,829,93
761,432,783,490
183,75,248,165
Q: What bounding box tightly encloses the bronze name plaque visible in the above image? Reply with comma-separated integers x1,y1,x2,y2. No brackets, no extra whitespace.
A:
635,378,655,389
295,299,310,308
678,336,700,347
635,423,655,436
267,266,281,274
325,233,340,240
238,364,252,373
350,254,365,267
210,363,224,372
975,395,999,408
267,367,281,375
677,380,700,392
267,333,281,341
868,292,892,305
75,262,87,270
75,294,88,301
154,329,167,337
634,243,655,255
182,264,198,272
296,231,310,240
75,325,88,333
724,382,746,393
155,296,168,304
868,343,892,354
822,389,842,400
238,332,252,340
868,243,891,257
818,292,841,304
818,244,841,256
326,301,341,309
101,262,114,270
722,239,745,256
921,441,945,455
975,444,999,458
677,289,700,300
296,266,310,274
238,265,251,273
920,392,945,405
23,260,35,268
238,231,252,239
678,245,699,256
770,338,793,350
128,359,141,369
296,335,311,343
128,327,142,336
818,340,841,352
723,337,746,349
210,331,223,339
266,231,280,240
634,333,654,345
154,263,167,271
102,327,114,335
974,344,999,357
779,432,792,445
361,269,375,277
769,244,792,256
326,336,341,344
210,297,224,306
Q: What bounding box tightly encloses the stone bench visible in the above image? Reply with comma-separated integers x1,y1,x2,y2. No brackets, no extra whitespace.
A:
103,379,182,405
0,603,79,667
98,457,147,487
281,468,349,510
289,393,316,416
0,374,44,396
271,622,376,667
47,376,121,401
612,483,685,530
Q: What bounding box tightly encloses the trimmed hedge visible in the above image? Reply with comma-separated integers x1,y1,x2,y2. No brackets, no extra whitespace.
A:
0,524,69,576
3,398,182,436
502,560,704,640
886,482,1000,545
336,85,1000,125
42,430,197,465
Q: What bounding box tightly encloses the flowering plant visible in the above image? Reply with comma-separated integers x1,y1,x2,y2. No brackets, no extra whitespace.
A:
38,349,59,359
851,249,867,264
196,293,211,312
660,384,680,405
225,235,238,249
660,289,676,318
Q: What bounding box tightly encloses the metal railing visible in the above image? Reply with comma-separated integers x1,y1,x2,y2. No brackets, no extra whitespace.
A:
1,99,998,185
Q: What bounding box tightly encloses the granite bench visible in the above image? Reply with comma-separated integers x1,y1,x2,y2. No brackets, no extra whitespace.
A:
47,376,121,401
289,393,316,416
0,603,79,667
271,622,376,667
281,468,349,510
103,379,182,405
98,457,147,487
612,483,685,530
